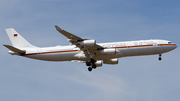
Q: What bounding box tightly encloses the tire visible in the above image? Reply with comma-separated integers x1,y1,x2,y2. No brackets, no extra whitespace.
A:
88,67,92,72
90,58,95,63
158,57,162,61
86,62,91,66
92,64,97,69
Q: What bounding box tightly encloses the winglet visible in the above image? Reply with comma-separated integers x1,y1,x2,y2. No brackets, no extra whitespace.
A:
55,25,63,31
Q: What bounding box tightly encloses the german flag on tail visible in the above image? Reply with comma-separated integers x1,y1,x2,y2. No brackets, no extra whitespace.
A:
14,34,18,37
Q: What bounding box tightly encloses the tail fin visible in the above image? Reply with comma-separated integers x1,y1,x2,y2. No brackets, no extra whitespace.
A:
5,28,36,48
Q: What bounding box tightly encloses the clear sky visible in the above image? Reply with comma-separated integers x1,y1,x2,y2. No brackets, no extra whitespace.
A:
0,0,180,101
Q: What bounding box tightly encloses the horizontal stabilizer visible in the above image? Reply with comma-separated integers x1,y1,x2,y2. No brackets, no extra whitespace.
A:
3,45,25,54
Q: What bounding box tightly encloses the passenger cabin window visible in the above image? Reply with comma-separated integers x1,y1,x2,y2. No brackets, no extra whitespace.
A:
168,42,172,44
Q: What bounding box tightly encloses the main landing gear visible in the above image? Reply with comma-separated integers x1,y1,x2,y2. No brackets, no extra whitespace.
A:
86,58,97,72
158,54,162,61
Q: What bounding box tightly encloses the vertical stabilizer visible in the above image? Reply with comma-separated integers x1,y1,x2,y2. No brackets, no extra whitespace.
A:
5,28,36,48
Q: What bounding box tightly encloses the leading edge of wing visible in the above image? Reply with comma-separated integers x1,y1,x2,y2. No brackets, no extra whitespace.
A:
55,25,83,40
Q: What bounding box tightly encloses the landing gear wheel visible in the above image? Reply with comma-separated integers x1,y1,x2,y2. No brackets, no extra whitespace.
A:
90,58,95,63
158,54,162,61
86,62,91,66
88,67,92,72
92,64,97,69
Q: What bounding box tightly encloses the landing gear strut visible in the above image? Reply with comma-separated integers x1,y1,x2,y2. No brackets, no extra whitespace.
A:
158,54,162,61
87,58,97,72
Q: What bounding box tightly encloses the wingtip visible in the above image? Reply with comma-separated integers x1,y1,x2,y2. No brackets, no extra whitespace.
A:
5,28,14,31
3,44,8,47
55,25,62,31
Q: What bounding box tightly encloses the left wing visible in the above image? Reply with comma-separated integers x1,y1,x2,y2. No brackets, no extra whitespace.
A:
55,25,83,41
55,25,104,58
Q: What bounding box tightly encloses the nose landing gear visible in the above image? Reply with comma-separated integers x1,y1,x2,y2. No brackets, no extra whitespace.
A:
158,54,162,61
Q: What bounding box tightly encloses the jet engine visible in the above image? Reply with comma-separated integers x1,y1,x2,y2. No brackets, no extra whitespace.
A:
103,58,118,64
100,49,116,55
94,61,102,67
79,40,96,46
8,51,18,55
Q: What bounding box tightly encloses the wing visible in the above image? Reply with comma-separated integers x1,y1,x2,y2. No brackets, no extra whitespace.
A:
55,25,83,40
55,25,104,57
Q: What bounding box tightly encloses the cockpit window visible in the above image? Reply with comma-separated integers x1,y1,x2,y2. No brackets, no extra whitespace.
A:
168,42,172,44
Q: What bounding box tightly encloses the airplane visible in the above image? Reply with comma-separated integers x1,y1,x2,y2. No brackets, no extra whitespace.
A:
3,25,177,71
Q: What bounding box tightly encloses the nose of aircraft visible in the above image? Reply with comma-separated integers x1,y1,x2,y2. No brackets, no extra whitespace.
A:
163,43,177,53
172,44,177,50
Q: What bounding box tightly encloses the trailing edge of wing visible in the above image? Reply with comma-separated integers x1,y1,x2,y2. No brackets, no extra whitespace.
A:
55,25,83,40
3,45,25,54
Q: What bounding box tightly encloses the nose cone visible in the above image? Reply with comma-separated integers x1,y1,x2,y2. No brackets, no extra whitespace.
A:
171,44,177,50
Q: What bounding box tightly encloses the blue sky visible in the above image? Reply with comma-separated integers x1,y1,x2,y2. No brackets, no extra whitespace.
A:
0,0,180,101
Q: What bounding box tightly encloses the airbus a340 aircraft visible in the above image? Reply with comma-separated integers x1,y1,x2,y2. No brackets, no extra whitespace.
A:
4,25,177,71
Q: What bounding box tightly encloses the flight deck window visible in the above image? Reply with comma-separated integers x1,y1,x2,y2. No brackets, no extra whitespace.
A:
168,42,172,44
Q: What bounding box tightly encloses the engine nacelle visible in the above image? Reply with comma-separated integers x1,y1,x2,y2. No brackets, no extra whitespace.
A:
94,61,102,67
79,40,96,46
8,51,18,55
100,49,116,55
103,58,118,64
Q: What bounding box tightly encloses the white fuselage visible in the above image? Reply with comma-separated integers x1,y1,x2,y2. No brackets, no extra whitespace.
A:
20,39,177,62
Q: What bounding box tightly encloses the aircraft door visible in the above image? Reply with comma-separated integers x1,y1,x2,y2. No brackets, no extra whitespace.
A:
126,42,133,56
158,41,164,52
152,41,158,53
37,48,41,54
